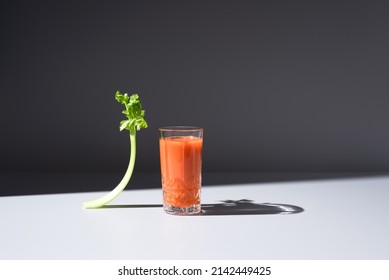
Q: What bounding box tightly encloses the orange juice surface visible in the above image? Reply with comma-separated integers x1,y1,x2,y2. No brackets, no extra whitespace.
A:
159,136,202,208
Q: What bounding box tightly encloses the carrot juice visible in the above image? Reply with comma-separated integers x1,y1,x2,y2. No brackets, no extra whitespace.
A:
159,127,203,215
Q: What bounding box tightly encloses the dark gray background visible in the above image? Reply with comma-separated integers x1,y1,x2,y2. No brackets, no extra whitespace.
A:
1,0,389,175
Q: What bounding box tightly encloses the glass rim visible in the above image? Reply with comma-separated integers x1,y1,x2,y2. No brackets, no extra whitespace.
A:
159,126,203,132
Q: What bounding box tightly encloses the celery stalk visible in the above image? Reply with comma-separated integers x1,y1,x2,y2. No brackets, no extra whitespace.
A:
83,91,147,209
83,133,136,209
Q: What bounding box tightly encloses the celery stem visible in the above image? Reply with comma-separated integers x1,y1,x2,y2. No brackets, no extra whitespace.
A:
83,132,136,209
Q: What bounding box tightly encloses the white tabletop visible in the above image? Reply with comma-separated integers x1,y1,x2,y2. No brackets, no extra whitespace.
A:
1,174,388,260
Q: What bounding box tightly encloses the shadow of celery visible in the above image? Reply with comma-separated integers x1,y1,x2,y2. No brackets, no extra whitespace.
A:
100,204,162,208
101,199,304,216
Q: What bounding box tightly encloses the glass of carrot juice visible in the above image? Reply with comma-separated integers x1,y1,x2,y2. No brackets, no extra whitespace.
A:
159,126,203,215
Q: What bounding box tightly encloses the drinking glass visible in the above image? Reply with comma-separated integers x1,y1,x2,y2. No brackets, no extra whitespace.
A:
159,126,203,215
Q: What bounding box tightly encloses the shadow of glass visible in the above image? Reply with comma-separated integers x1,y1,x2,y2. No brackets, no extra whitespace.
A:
200,199,304,216
101,199,304,216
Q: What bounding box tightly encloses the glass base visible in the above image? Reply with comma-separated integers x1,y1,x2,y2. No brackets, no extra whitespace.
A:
163,204,201,215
